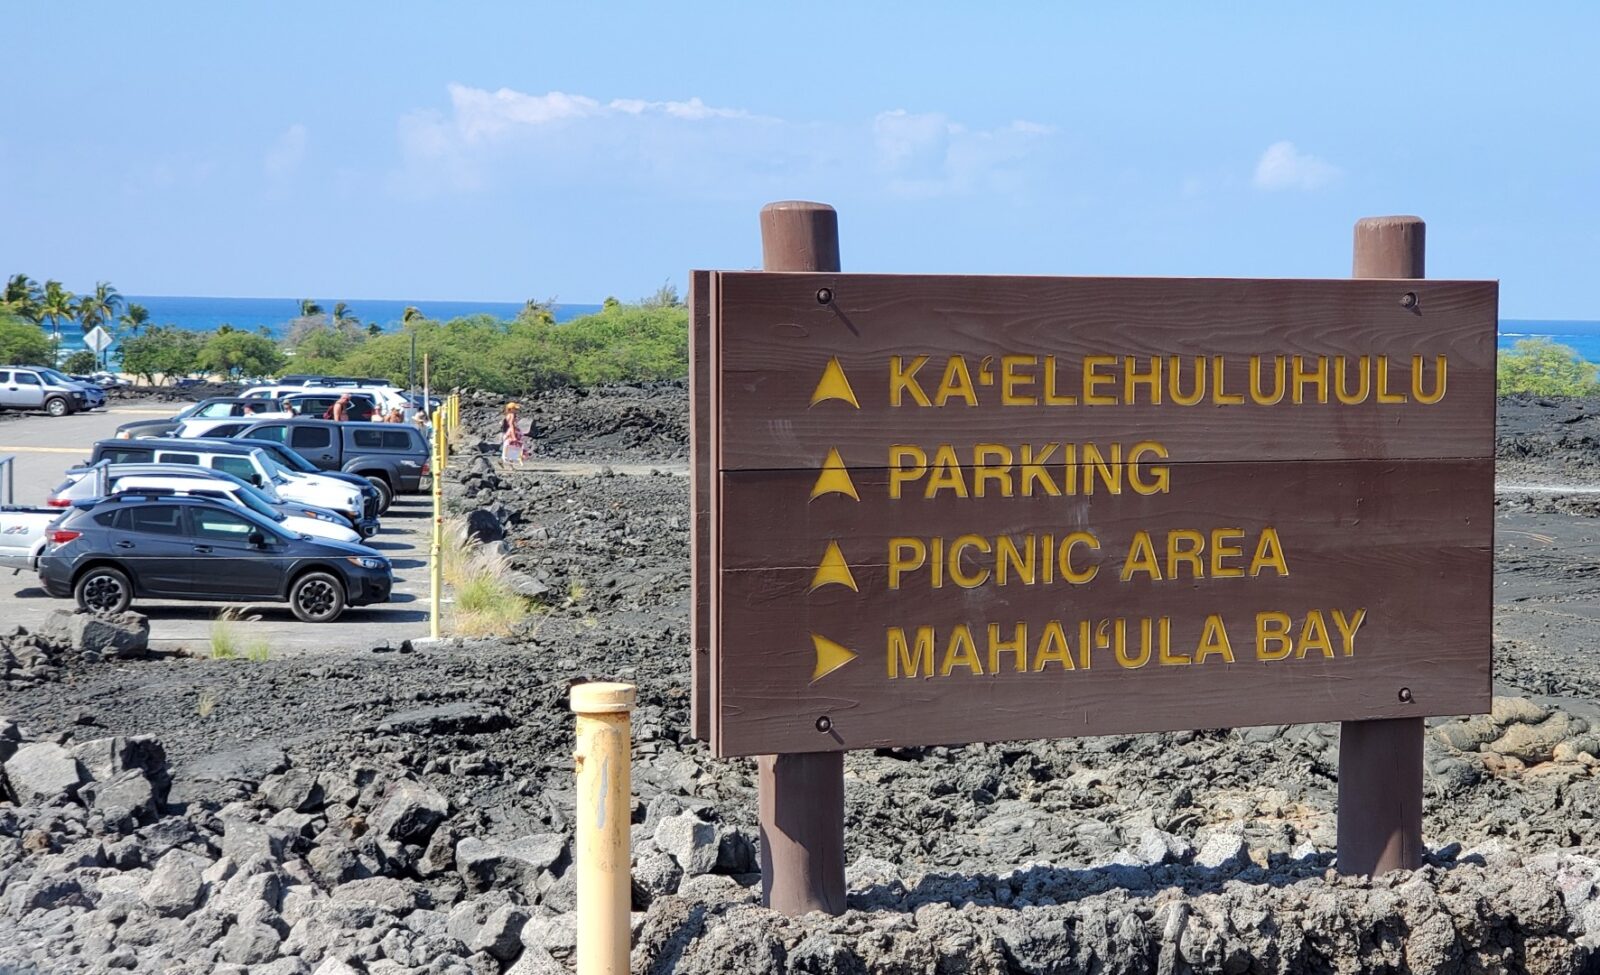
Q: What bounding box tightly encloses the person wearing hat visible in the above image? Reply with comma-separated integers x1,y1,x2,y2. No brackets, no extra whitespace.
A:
501,401,525,467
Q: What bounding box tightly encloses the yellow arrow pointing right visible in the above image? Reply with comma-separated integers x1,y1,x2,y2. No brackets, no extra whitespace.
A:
810,633,859,683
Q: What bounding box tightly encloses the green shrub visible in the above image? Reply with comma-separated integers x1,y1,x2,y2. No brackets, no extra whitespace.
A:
1497,338,1600,396
0,315,51,365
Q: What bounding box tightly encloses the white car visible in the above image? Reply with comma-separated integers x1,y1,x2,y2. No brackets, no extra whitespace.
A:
175,408,290,438
243,383,410,415
107,476,361,543
0,506,63,572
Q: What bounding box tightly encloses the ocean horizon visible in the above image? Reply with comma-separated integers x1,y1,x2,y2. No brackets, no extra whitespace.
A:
45,295,605,356
32,299,1600,365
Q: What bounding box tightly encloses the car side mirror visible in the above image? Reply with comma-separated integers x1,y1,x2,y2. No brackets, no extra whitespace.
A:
248,532,268,548
250,474,264,487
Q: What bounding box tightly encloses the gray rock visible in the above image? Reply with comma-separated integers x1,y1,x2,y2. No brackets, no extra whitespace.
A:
1490,711,1589,764
456,834,568,894
1492,696,1550,726
220,921,283,965
81,769,159,827
222,816,289,862
470,904,529,961
311,960,362,975
1194,828,1249,870
142,849,208,917
169,743,288,803
418,823,459,877
1434,714,1501,752
505,947,566,975
5,742,88,805
370,779,448,844
633,849,683,904
39,609,149,658
521,913,578,956
331,877,428,914
261,768,325,812
376,702,514,736
465,508,504,543
1133,827,1194,865
654,812,718,876
69,735,168,788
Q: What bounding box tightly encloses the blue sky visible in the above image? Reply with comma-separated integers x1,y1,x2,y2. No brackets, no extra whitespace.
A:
3,3,1596,316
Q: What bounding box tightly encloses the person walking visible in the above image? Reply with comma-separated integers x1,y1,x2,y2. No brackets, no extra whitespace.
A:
501,402,525,467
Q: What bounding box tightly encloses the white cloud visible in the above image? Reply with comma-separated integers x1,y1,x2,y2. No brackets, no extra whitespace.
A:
1253,141,1340,191
391,85,1057,200
872,109,1052,198
264,123,308,179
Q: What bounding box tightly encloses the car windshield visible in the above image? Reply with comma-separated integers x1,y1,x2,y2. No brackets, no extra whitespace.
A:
257,454,296,484
225,486,282,521
40,368,75,384
174,403,204,419
258,443,319,473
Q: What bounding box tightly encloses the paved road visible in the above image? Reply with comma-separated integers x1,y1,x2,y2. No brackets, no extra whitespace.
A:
0,406,430,654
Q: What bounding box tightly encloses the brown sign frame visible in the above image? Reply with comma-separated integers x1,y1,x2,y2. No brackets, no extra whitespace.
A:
692,272,1495,759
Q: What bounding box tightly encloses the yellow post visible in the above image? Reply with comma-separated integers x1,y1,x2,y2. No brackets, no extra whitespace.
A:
570,682,635,975
429,406,443,640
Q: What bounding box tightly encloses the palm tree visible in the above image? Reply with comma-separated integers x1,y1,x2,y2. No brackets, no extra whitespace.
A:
332,302,359,328
39,281,76,364
81,282,123,332
402,306,424,325
119,303,150,335
298,299,324,318
2,274,41,321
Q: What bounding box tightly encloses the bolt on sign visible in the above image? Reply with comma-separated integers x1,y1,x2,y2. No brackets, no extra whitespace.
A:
690,273,1496,759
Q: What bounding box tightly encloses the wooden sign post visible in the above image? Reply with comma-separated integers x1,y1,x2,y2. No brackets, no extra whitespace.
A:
691,204,1495,912
1337,216,1430,876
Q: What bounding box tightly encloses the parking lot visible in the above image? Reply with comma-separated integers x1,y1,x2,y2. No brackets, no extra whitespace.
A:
0,404,431,653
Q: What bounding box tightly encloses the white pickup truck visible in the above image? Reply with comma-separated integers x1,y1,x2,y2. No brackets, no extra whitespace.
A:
0,506,64,573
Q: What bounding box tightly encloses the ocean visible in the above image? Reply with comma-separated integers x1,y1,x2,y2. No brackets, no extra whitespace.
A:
49,295,604,357
1498,320,1600,363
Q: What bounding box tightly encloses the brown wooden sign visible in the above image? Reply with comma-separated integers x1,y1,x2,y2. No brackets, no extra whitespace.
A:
692,272,1496,758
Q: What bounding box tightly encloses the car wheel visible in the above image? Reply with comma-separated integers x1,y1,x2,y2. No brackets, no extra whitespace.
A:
364,476,394,513
45,397,69,417
290,570,346,623
75,566,133,614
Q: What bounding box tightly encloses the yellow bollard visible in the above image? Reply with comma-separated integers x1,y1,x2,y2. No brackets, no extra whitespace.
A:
429,407,443,639
571,682,636,975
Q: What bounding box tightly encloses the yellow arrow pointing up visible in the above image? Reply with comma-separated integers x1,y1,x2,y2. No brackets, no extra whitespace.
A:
810,357,860,408
809,540,859,593
810,448,859,501
810,633,859,683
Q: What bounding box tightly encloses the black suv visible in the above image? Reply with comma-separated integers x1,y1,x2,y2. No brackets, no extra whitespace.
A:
37,494,392,622
233,419,430,510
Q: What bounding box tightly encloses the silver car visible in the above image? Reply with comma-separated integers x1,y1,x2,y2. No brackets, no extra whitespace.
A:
0,366,91,416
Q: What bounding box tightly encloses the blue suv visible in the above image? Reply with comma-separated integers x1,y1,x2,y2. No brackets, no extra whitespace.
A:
38,493,393,622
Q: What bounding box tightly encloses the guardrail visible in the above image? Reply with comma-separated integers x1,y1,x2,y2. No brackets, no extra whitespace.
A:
428,392,462,639
0,454,13,505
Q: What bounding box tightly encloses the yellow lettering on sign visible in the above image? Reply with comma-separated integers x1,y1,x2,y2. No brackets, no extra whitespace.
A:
888,626,934,678
1042,356,1077,405
1376,356,1407,403
1033,620,1075,671
1115,618,1152,669
1195,613,1235,664
1128,441,1171,495
996,535,1036,587
1082,355,1118,405
1124,356,1162,405
1165,529,1205,580
935,356,979,407
1256,612,1293,660
925,445,968,498
1019,442,1061,497
888,444,927,500
1121,531,1161,581
1169,356,1207,406
1001,355,1037,406
888,538,926,590
1060,532,1100,584
810,633,858,683
973,444,1014,498
1209,528,1246,578
1213,355,1245,404
1333,608,1367,656
1292,354,1329,404
1249,355,1287,406
940,625,983,676
949,535,992,589
988,622,1028,674
890,355,932,407
1296,610,1334,659
810,448,860,501
1250,528,1289,577
809,541,859,593
1335,355,1371,405
1412,355,1446,404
